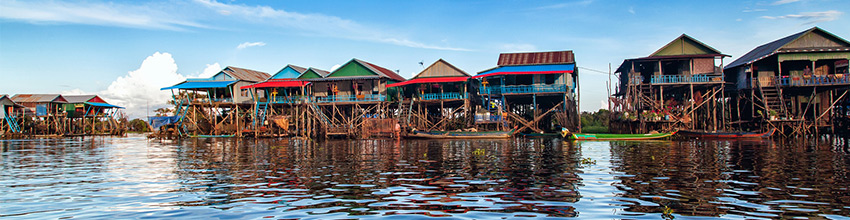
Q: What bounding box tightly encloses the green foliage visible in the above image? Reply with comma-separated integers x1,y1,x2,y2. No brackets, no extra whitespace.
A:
127,119,150,132
581,109,610,130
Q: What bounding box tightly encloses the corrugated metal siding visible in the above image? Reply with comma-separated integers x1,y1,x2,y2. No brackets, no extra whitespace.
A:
415,59,470,78
497,51,575,66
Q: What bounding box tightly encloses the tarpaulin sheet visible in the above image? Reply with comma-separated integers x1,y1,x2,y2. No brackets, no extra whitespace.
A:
473,64,574,79
240,80,309,89
85,102,124,109
148,116,181,129
161,80,237,90
386,76,469,88
36,104,47,116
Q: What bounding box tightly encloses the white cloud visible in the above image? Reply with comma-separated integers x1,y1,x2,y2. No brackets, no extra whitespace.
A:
600,100,609,110
772,0,800,5
742,8,767,13
237,41,266,49
197,63,222,78
628,7,636,15
330,64,342,71
761,10,843,24
61,88,88,95
500,43,538,52
0,0,206,31
68,52,185,119
1,0,468,51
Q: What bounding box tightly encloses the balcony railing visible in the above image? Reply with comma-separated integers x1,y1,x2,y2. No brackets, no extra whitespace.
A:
265,96,306,104
650,74,723,84
752,74,850,87
482,84,569,95
422,92,465,100
316,94,385,103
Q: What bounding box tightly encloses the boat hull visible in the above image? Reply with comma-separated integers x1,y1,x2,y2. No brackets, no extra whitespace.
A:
567,131,676,140
677,128,774,139
408,130,513,139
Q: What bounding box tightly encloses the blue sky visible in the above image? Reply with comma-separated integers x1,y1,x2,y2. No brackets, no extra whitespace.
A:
0,0,847,118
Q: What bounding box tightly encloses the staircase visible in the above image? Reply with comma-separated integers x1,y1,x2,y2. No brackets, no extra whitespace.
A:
4,115,21,133
638,84,656,111
757,80,790,118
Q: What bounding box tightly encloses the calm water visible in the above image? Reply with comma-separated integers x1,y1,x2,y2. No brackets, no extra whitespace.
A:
2,134,850,219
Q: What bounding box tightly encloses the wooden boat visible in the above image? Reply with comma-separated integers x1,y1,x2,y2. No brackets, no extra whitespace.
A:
407,129,513,139
677,128,775,139
564,131,677,140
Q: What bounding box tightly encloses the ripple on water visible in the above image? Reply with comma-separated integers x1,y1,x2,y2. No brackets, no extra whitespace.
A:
2,135,850,218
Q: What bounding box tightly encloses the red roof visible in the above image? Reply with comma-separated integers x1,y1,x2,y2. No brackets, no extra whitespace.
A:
386,76,469,88
497,51,575,66
357,59,407,81
240,79,309,89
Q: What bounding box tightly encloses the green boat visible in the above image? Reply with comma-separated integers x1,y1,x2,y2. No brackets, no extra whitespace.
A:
563,131,677,140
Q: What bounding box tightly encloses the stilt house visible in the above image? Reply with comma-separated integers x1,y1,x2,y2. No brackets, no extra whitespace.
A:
387,59,471,130
472,51,580,133
724,27,850,134
610,34,729,133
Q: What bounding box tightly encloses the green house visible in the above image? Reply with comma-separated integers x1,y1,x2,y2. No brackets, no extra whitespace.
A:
305,59,405,103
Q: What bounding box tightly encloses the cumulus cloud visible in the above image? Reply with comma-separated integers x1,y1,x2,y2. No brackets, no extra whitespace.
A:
0,0,205,31
330,64,342,71
500,43,538,52
197,63,222,78
761,10,843,24
236,41,266,49
63,52,185,119
99,52,186,119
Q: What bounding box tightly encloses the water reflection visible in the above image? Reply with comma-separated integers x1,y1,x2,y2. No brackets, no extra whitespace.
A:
609,139,850,218
1,135,849,219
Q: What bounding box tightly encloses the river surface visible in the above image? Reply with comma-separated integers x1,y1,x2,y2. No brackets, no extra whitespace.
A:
2,134,850,219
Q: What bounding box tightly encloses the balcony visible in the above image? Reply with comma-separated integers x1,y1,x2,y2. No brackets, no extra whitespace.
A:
316,94,385,103
628,74,723,85
422,92,465,100
264,96,306,104
482,84,569,95
650,74,723,84
753,74,850,87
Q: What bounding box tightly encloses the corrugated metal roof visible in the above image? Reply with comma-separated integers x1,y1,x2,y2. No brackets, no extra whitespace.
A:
354,59,407,81
63,95,96,103
726,27,850,69
310,68,330,77
473,64,575,79
1,94,18,106
287,64,308,74
161,80,237,90
240,80,310,89
497,51,575,66
223,66,271,82
386,76,469,88
11,94,67,103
